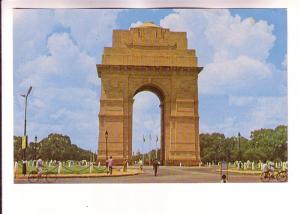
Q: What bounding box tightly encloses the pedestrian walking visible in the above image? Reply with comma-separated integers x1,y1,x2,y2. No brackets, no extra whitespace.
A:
138,159,143,171
153,159,159,176
108,156,113,175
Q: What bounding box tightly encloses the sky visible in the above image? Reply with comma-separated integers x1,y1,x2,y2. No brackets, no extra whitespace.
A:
13,9,287,153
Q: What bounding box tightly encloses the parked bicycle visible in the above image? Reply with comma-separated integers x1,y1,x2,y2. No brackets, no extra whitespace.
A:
28,167,58,183
260,169,288,182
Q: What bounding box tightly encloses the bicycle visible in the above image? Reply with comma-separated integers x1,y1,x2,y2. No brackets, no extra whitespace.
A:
28,167,58,183
260,169,288,182
276,169,288,182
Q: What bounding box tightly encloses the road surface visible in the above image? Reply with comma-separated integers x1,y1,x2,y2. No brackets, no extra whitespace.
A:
15,166,264,183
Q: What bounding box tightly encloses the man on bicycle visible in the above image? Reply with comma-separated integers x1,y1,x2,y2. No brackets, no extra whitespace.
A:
37,157,43,178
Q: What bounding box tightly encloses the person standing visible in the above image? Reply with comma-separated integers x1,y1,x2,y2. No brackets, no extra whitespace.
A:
37,156,43,179
108,156,113,175
14,161,18,178
106,158,109,174
153,159,159,176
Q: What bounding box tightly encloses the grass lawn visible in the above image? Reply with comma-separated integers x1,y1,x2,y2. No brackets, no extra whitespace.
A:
15,163,109,175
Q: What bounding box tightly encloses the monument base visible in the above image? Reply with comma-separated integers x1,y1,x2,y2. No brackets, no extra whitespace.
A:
165,160,201,166
97,156,201,166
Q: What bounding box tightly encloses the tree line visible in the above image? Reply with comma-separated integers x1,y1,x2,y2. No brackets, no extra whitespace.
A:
132,149,161,163
200,125,287,163
14,125,287,162
132,125,287,163
14,133,96,161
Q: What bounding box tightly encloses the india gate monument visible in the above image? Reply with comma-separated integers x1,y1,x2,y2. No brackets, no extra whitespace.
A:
97,22,203,166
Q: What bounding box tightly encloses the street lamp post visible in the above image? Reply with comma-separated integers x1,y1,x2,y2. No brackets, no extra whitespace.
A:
238,132,241,161
34,136,37,160
21,86,32,175
105,130,108,168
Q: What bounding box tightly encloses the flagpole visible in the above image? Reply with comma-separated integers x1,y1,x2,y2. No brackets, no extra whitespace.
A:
155,136,158,159
142,135,145,164
149,133,152,166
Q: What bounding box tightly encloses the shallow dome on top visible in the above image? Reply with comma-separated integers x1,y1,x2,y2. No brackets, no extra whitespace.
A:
135,21,161,28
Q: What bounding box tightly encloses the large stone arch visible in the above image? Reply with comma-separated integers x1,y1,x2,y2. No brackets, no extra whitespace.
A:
97,22,203,165
131,83,166,164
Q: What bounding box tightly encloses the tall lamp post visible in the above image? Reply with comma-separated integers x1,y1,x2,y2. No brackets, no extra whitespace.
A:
34,136,37,160
20,86,32,175
105,130,108,168
238,132,241,161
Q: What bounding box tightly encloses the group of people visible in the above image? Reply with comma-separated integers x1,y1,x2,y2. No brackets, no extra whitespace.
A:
261,161,281,177
106,156,160,176
138,159,160,176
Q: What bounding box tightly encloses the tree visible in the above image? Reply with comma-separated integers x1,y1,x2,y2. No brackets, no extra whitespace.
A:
14,136,22,161
250,125,287,161
199,125,287,163
14,133,96,161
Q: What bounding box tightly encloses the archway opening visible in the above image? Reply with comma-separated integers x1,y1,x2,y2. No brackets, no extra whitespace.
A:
132,90,163,165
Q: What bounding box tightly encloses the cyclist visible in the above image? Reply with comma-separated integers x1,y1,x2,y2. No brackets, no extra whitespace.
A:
37,156,43,179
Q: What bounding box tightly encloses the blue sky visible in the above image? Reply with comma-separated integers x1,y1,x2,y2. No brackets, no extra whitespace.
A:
13,9,287,153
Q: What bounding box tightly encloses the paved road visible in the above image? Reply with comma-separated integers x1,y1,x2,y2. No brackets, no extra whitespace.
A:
15,166,263,183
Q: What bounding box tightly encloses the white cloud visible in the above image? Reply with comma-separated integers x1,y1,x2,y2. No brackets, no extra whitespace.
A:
15,33,99,90
14,32,101,150
54,9,122,58
200,56,272,95
14,9,123,151
201,96,287,137
130,21,143,28
161,9,275,63
13,9,58,68
160,9,277,96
